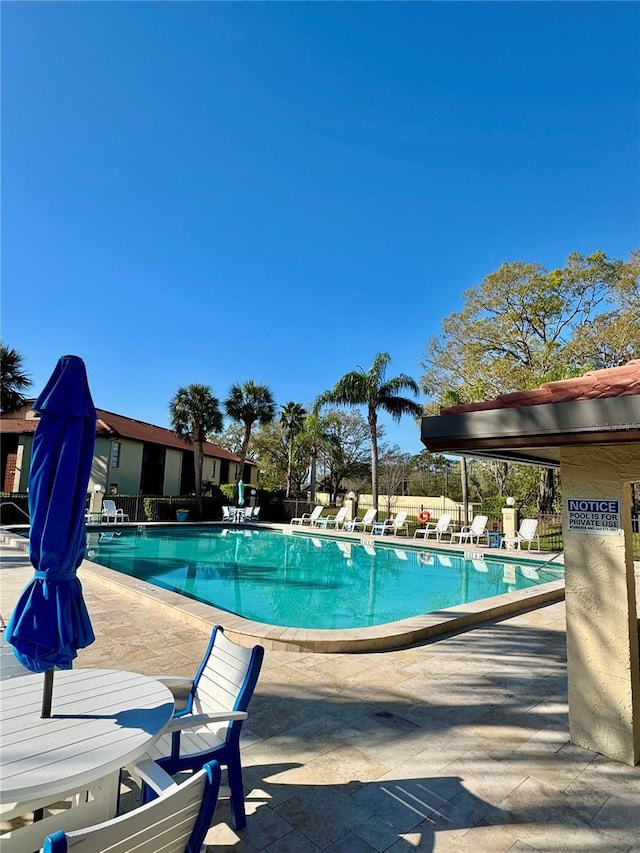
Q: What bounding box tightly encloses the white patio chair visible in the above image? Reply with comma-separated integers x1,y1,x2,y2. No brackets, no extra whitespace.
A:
502,518,540,551
343,507,377,533
371,510,409,537
315,505,348,530
413,513,451,541
144,625,264,831
101,499,129,523
43,759,221,853
222,505,233,522
451,515,488,545
291,505,324,526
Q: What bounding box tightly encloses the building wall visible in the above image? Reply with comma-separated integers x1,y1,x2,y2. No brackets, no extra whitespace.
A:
107,438,143,494
14,437,32,492
163,448,183,495
562,444,640,765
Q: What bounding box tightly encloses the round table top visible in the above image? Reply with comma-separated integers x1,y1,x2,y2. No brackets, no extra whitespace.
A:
0,667,174,805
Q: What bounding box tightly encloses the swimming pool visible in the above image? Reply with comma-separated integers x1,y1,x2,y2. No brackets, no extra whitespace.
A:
85,526,563,630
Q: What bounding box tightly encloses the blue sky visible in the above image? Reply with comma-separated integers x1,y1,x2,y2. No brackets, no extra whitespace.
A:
3,2,638,454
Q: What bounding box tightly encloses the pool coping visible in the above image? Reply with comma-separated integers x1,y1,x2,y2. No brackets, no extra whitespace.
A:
1,523,565,653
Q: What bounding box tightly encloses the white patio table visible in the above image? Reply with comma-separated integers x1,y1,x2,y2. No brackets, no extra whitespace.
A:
0,667,174,853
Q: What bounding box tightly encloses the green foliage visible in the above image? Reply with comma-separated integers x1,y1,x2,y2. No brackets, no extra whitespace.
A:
420,251,637,404
0,343,31,414
224,381,275,481
169,383,223,497
219,483,236,502
316,353,422,507
143,497,159,521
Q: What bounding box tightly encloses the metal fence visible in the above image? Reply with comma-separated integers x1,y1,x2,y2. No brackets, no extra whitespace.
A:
1,492,637,557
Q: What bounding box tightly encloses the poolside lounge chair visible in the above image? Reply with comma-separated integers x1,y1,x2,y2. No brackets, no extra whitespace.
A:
343,507,377,533
251,506,261,521
315,505,348,530
371,510,409,537
101,499,129,523
44,760,221,853
413,513,451,541
242,506,254,521
222,505,233,522
145,625,264,831
502,518,540,551
450,515,488,545
291,505,324,526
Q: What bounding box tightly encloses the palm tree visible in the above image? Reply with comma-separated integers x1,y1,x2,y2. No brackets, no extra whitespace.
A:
280,401,306,498
316,353,422,509
1,343,31,414
224,381,275,492
169,384,223,498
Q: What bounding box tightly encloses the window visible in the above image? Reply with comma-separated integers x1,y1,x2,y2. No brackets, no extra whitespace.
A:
110,441,121,469
211,460,216,477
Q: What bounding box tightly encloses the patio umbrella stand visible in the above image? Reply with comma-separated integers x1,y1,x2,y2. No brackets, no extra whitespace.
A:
6,355,97,717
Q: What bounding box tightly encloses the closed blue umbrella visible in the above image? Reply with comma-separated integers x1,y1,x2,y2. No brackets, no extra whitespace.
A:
6,355,97,716
237,479,245,507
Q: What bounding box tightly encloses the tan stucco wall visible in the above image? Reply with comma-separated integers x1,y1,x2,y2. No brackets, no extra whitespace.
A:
561,444,640,765
14,437,32,492
107,439,143,494
163,449,183,495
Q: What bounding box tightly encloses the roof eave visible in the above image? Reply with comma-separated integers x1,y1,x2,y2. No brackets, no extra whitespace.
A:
421,395,640,468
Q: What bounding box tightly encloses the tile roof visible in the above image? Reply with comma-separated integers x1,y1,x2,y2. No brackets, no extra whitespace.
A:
0,406,251,465
442,360,640,415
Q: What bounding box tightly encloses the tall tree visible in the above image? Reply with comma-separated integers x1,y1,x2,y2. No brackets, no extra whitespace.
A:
224,381,275,488
318,410,371,502
420,251,636,512
280,402,306,498
169,384,223,498
316,353,422,509
1,343,31,414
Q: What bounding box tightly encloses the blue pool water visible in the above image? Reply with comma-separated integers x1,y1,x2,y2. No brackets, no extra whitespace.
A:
85,526,563,630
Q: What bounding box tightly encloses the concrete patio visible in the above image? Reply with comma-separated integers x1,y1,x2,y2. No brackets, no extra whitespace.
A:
2,538,639,852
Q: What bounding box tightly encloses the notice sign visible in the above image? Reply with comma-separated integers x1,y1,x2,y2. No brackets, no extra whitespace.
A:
567,498,621,535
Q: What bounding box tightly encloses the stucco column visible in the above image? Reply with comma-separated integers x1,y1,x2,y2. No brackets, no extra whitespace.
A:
561,446,640,766
344,493,358,521
501,507,518,542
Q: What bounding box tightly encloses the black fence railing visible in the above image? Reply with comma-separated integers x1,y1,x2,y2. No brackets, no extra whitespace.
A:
1,491,638,557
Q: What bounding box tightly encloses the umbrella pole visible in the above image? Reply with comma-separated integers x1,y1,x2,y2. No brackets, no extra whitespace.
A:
41,669,54,718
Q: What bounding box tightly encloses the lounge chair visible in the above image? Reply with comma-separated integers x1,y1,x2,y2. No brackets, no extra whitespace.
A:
291,505,324,526
101,499,129,523
502,518,540,551
371,510,409,537
413,513,451,541
315,505,348,530
251,506,261,521
450,515,488,545
343,507,377,533
242,506,254,521
222,505,233,522
144,625,264,830
43,760,221,853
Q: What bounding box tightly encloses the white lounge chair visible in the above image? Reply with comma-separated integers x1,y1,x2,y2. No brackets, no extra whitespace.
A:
44,759,221,853
451,515,488,545
291,505,324,526
413,513,451,541
371,510,409,537
315,505,348,530
502,518,540,551
343,507,377,533
101,499,129,523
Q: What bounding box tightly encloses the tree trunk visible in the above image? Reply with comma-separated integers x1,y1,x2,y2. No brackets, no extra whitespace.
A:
238,423,251,501
369,409,379,510
460,455,469,524
286,441,293,498
194,436,204,517
310,447,317,502
537,467,555,514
